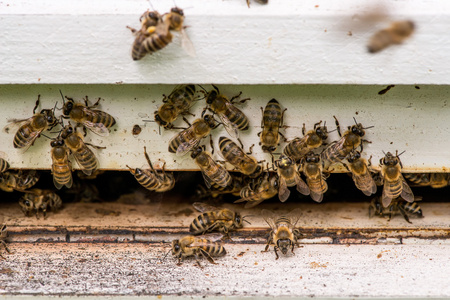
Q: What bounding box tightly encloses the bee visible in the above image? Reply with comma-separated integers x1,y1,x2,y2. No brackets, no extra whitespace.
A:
275,154,310,202
0,170,40,192
50,136,73,190
235,172,279,208
404,173,449,189
168,115,218,156
246,0,268,8
369,196,423,224
259,99,287,152
0,158,9,173
283,121,328,163
344,149,377,196
127,10,162,60
204,85,250,138
301,151,328,203
171,234,226,268
61,125,104,176
367,20,415,53
19,189,63,219
189,202,249,239
6,95,58,151
191,146,232,188
127,146,175,192
379,151,414,207
154,85,197,129
195,173,250,200
0,224,12,259
321,116,372,171
261,208,301,260
218,136,262,178
62,94,116,137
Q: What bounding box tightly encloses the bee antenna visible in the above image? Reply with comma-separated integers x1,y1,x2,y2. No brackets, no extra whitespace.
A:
363,125,375,130
197,84,207,92
242,215,252,225
41,134,52,140
161,248,172,263
382,150,386,155
353,117,358,125
397,150,406,157
147,0,155,11
143,119,155,122
59,90,66,105
125,165,135,172
323,121,326,126
327,128,337,133
144,146,157,172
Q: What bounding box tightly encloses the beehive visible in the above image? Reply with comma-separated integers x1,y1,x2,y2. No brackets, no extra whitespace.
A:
0,0,449,298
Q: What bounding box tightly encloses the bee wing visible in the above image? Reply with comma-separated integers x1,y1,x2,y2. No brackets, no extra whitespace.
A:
181,28,196,58
261,209,277,229
219,114,240,139
309,190,323,203
83,121,110,137
3,118,28,134
190,233,223,246
192,202,218,213
295,173,310,196
200,170,213,189
72,149,97,176
401,177,414,203
285,207,303,227
176,140,198,157
381,184,393,207
278,177,290,203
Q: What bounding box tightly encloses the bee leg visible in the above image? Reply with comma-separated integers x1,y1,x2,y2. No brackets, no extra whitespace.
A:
0,241,11,254
302,123,306,136
89,97,102,109
162,94,169,103
260,107,264,128
176,256,183,266
280,108,287,128
257,132,261,137
229,91,243,103
246,0,251,8
182,116,191,127
199,249,217,265
246,144,255,155
82,125,88,137
237,138,244,149
126,26,138,34
368,155,373,167
333,116,342,138
291,244,296,255
274,247,280,260
209,135,214,154
84,142,106,150
342,163,350,172
261,243,270,253
33,95,41,114
279,132,288,143
398,206,412,224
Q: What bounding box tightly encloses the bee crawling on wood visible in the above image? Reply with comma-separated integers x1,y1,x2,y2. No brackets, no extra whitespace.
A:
235,171,279,208
275,154,310,202
170,234,226,268
369,196,423,224
343,149,377,197
403,173,450,189
19,189,63,219
0,224,12,259
191,146,232,189
259,98,287,153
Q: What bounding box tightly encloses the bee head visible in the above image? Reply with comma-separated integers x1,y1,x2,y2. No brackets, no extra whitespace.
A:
234,213,244,228
206,90,218,105
262,145,277,153
170,7,184,16
305,152,319,164
203,114,216,128
190,147,203,159
347,150,361,163
171,240,181,255
350,124,365,137
154,112,167,127
381,152,399,166
276,239,292,255
50,138,65,148
19,197,34,214
62,99,74,116
316,126,328,140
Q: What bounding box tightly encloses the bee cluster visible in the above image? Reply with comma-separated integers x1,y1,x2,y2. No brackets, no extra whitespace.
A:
1,93,116,218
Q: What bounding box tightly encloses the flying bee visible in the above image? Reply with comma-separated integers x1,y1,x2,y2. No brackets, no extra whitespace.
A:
168,115,218,156
191,146,232,188
171,234,226,268
301,151,328,203
62,94,116,137
275,154,310,202
0,224,12,259
61,125,105,176
0,170,40,192
283,121,329,163
50,136,73,190
218,136,262,178
369,196,423,224
189,202,249,239
0,158,9,173
261,208,301,260
404,173,449,189
203,85,250,138
154,85,197,129
344,149,377,196
127,146,175,192
235,171,279,208
379,151,414,207
367,20,415,53
259,98,287,152
19,189,62,219
5,95,58,151
321,116,372,171
127,9,162,60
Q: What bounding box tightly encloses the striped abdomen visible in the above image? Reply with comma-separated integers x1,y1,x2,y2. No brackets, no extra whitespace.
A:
219,136,245,165
168,127,197,153
51,146,72,189
400,201,422,216
87,110,116,128
283,137,308,162
140,30,173,55
0,158,9,173
134,169,162,191
223,104,249,130
189,212,215,234
169,85,196,112
74,146,98,175
196,239,227,257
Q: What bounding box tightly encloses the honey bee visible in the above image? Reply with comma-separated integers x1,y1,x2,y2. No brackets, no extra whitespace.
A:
275,154,310,202
204,85,250,138
367,20,415,53
261,208,301,259
50,136,73,189
379,151,414,207
61,125,104,176
404,173,449,189
19,189,63,219
0,170,40,192
195,173,250,200
0,158,10,173
62,94,116,137
6,95,58,151
171,234,226,268
235,172,279,208
189,202,249,238
191,146,232,188
369,196,423,224
301,151,328,203
127,10,162,60
321,116,372,171
246,0,268,8
283,121,328,163
0,224,12,259
154,85,197,129
218,136,262,178
344,149,377,196
259,99,287,152
168,115,218,156
127,146,175,192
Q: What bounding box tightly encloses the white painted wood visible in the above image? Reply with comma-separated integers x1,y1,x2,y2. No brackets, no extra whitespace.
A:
0,84,448,172
1,0,450,84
